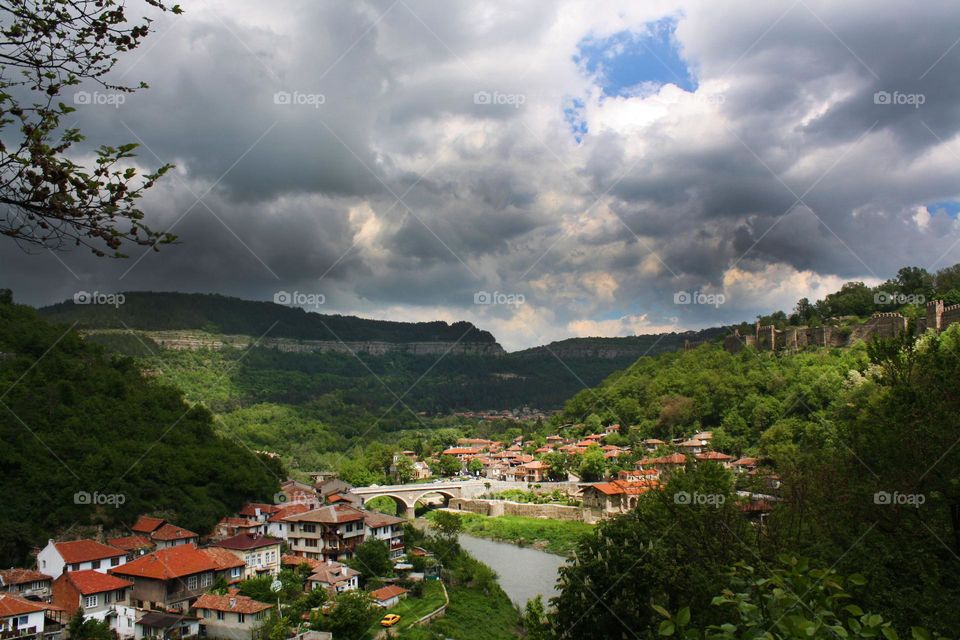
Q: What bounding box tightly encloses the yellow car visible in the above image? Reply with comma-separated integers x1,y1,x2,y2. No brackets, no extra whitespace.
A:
380,614,401,627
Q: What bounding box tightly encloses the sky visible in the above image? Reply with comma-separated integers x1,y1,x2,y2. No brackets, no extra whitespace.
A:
3,0,960,351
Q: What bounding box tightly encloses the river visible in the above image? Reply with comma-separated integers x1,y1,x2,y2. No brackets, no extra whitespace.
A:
457,533,567,607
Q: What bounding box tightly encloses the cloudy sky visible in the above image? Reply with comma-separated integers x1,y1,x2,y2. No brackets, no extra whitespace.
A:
4,0,960,350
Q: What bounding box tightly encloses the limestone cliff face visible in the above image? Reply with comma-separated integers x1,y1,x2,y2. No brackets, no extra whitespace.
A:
84,330,506,357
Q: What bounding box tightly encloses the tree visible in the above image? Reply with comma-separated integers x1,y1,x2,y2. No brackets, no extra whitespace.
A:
348,539,392,580
393,455,415,483
67,610,113,640
316,590,377,640
437,454,461,477
467,458,484,476
542,451,570,481
0,0,181,256
521,595,553,640
577,445,606,481
431,510,464,542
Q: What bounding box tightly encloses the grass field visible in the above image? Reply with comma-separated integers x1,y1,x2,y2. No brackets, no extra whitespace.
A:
371,580,447,634
426,511,593,556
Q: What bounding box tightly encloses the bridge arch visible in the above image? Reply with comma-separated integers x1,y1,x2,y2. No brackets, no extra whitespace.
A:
411,489,459,513
360,493,416,519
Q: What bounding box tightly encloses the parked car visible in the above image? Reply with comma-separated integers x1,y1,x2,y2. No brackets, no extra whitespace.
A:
380,614,401,627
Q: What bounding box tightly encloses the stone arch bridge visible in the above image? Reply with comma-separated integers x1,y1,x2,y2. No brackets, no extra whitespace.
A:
351,479,522,518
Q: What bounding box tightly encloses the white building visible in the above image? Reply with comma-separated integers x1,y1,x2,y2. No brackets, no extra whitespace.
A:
36,540,127,580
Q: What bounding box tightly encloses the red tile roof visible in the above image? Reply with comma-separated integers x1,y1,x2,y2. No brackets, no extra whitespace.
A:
200,548,245,571
369,585,409,602
61,570,133,595
281,555,322,571
193,593,272,614
110,545,216,580
363,512,404,528
695,451,734,462
267,503,310,523
238,503,281,518
131,516,167,534
0,569,51,586
283,504,365,525
588,479,660,496
108,536,154,552
441,447,480,456
150,523,199,542
214,534,282,551
54,540,125,564
0,593,47,617
731,457,759,467
637,453,688,466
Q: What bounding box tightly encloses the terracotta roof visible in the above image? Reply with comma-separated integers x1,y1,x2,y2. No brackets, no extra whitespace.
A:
281,555,322,571
638,453,688,466
54,540,125,564
200,548,245,571
325,494,350,504
283,504,365,525
267,503,310,523
131,516,167,534
369,585,409,602
695,451,734,461
363,512,404,528
307,561,359,586
108,535,154,552
215,534,282,551
150,523,198,542
441,447,480,456
643,438,667,445
0,593,47,617
588,479,659,496
731,457,759,467
193,593,272,614
521,461,548,470
238,503,281,518
0,569,51,586
110,545,217,580
61,569,133,595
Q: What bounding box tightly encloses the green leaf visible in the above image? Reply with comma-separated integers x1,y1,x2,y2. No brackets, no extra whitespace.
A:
652,604,672,619
881,626,899,640
659,621,676,637
676,608,691,627
910,628,932,640
844,605,864,617
848,574,867,586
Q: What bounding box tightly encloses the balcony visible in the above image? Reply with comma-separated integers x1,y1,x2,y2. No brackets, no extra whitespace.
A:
1,626,38,639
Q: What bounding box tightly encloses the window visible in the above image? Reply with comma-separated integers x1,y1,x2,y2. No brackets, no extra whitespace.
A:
201,573,213,588
216,611,224,621
69,564,80,571
302,524,316,533
91,560,101,569
32,581,44,590
237,614,245,624
16,616,29,627
111,557,120,567
305,539,317,548
41,560,46,569
230,567,241,579
84,595,98,609
104,591,112,605
187,576,198,590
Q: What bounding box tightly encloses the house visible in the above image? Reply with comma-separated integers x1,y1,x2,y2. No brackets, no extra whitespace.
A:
0,569,52,601
51,570,135,635
411,461,431,480
363,512,405,559
107,536,155,560
440,447,481,461
279,480,318,506
211,518,264,541
0,593,62,640
617,469,659,482
677,439,706,455
519,460,549,483
582,479,659,515
304,560,360,595
213,534,282,578
134,611,199,640
237,503,281,524
36,540,127,579
265,503,310,541
636,453,689,476
731,457,759,474
130,516,200,549
193,592,272,640
694,451,734,467
642,438,667,452
283,505,367,563
109,545,243,612
368,585,408,608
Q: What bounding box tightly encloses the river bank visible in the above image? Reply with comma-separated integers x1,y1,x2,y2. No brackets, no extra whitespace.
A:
425,509,593,556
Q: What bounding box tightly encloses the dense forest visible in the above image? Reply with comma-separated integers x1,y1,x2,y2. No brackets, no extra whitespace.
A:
0,292,280,565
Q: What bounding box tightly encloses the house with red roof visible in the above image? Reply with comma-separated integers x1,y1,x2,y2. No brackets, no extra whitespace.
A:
214,534,282,579
265,503,310,541
694,451,734,467
582,479,660,515
36,539,127,579
51,569,135,634
282,505,367,563
304,559,360,595
369,585,409,608
0,569,52,601
193,591,272,640
363,512,405,559
519,460,549,483
211,517,264,542
129,516,200,549
109,545,242,612
107,535,155,560
0,593,62,640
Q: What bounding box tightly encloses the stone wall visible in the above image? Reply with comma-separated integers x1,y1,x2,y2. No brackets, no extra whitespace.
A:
446,498,586,521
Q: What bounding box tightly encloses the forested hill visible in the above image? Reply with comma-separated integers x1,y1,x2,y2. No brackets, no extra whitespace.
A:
40,291,499,344
0,293,280,566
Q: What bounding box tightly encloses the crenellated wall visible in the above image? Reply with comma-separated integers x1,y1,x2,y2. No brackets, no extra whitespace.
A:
729,312,909,354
